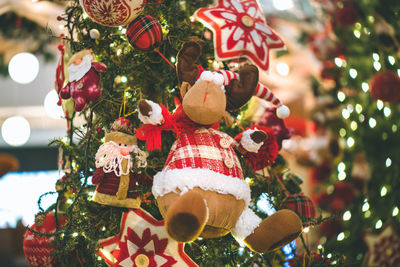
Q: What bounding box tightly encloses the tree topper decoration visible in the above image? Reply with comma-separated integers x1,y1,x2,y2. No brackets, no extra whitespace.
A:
194,0,285,71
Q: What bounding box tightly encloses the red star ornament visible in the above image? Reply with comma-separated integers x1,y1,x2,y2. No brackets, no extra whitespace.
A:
98,209,198,267
194,0,285,71
363,223,400,267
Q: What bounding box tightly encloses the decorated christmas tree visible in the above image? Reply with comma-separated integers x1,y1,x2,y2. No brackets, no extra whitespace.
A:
20,1,347,266
304,0,400,266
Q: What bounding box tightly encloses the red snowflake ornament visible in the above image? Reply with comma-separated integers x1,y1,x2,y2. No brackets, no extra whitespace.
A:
98,209,197,267
194,0,285,71
364,224,400,267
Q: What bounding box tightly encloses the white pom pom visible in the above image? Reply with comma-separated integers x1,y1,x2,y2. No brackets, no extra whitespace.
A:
212,73,225,86
199,71,214,82
276,105,290,119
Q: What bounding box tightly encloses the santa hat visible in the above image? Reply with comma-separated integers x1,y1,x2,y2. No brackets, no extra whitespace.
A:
111,117,134,135
214,69,290,119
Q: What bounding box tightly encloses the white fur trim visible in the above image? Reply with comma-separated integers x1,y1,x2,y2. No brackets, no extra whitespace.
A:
231,208,262,240
68,54,93,82
276,105,290,119
138,100,164,125
152,168,251,206
241,129,263,153
196,71,225,92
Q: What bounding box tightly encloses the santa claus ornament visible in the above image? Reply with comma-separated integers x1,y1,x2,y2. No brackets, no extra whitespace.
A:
136,42,301,253
23,212,67,267
194,0,285,71
98,209,197,266
80,0,145,27
59,49,107,112
92,117,149,209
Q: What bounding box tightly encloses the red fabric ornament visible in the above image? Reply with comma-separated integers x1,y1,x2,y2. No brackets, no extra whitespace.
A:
234,125,279,171
280,194,316,226
255,106,292,150
320,218,343,238
194,0,284,71
126,15,163,51
310,162,332,184
333,181,355,204
335,5,359,26
320,61,341,80
80,0,145,27
370,70,400,102
23,213,67,267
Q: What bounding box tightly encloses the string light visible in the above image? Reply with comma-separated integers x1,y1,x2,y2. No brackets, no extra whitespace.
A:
361,82,369,92
373,62,381,71
337,91,346,102
338,162,346,172
386,158,392,167
365,210,371,218
121,76,128,83
380,186,388,197
276,62,290,76
392,125,398,132
72,232,79,237
353,30,361,39
1,116,31,146
362,201,370,212
388,56,395,65
372,53,380,61
359,114,365,122
375,219,383,229
303,227,310,233
346,137,355,147
393,207,399,216
334,57,345,67
327,253,332,259
368,16,375,22
350,121,358,131
339,128,346,137
383,107,391,117
338,172,346,180
342,109,350,119
376,100,384,110
349,68,358,79
369,118,376,128
337,232,345,241
343,210,351,221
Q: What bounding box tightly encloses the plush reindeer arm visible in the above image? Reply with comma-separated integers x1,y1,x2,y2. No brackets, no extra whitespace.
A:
138,99,165,125
236,129,267,154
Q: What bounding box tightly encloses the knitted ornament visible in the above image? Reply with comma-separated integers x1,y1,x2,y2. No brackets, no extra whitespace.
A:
126,15,163,51
80,0,145,27
23,213,67,267
364,224,400,267
370,70,400,103
335,5,359,26
194,0,284,71
280,194,316,226
234,126,279,171
92,117,149,208
59,49,107,112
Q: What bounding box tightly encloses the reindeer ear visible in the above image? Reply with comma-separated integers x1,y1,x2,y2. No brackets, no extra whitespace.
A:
225,65,259,110
179,82,191,98
177,42,201,86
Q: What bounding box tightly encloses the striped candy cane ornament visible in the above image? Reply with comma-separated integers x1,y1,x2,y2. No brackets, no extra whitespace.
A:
216,69,290,119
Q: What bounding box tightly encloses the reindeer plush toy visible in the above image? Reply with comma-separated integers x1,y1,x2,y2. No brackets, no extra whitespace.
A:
137,42,302,253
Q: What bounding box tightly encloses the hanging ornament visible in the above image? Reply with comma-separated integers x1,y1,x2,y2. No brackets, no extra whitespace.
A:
80,0,145,27
194,0,285,71
364,223,400,266
98,209,198,266
93,117,150,208
126,15,163,51
89,28,101,39
59,49,107,112
23,212,67,267
334,5,359,26
280,193,316,226
370,70,400,103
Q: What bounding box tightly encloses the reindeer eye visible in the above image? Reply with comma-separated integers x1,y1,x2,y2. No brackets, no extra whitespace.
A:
118,143,122,146
124,144,127,147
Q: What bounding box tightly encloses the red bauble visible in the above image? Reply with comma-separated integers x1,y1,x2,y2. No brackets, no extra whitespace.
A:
80,0,145,27
320,61,341,80
333,181,355,204
280,193,316,226
23,213,67,267
320,218,343,237
335,5,359,26
310,162,332,184
126,15,163,51
370,71,400,102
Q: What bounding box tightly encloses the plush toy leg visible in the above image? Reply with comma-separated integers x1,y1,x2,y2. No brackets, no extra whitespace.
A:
243,209,302,253
164,191,208,242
